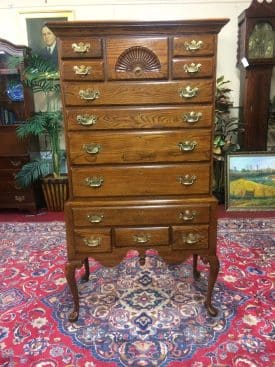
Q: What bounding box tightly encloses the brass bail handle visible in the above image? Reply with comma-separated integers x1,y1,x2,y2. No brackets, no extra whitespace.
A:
179,86,199,99
84,237,101,247
177,174,197,186
83,143,101,155
72,42,91,53
183,233,201,245
183,63,202,74
79,89,100,101
133,233,151,244
184,40,204,51
178,141,197,152
182,111,202,124
87,214,104,223
85,176,104,188
77,114,97,126
179,209,197,221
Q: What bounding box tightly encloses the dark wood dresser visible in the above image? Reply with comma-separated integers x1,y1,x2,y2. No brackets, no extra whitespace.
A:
49,19,228,321
0,38,37,212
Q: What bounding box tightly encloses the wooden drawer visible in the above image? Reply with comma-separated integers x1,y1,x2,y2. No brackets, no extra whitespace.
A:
173,35,215,56
72,203,211,227
172,57,214,79
66,106,213,130
0,156,29,169
0,190,35,204
59,38,102,58
106,37,168,80
73,228,112,253
60,60,104,81
63,80,213,106
172,225,209,250
68,129,211,164
114,226,169,247
0,170,22,191
71,163,211,197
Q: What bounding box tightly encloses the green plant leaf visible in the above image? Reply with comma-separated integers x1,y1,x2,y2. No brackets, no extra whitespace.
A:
15,159,51,188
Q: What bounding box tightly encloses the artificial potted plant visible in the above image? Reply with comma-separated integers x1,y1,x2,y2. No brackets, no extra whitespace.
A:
213,76,242,202
16,54,68,211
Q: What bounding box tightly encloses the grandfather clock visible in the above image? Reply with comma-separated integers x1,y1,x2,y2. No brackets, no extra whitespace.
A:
237,0,275,151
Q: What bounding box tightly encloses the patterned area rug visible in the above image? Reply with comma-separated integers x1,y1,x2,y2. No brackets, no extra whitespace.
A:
0,219,274,367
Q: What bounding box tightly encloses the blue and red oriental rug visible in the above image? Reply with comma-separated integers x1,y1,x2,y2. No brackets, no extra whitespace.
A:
0,218,274,367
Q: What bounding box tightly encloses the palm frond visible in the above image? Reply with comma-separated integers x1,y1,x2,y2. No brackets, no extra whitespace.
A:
15,159,51,188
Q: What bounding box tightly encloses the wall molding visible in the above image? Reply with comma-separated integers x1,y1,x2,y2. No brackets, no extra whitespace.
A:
1,0,251,10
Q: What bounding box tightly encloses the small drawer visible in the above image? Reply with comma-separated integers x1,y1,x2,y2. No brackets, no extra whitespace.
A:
73,228,112,253
71,202,211,227
68,129,211,165
71,163,211,197
66,106,213,131
63,80,213,106
114,226,169,247
172,225,209,250
106,37,168,80
172,57,214,79
173,35,215,56
60,60,104,81
59,38,102,58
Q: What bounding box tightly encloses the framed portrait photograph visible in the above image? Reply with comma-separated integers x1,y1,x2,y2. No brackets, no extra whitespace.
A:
225,152,275,211
19,10,74,68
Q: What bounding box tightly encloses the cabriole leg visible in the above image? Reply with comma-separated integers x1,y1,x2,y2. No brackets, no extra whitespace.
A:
65,260,82,322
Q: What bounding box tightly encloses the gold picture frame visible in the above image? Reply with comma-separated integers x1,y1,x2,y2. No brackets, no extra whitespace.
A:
18,10,74,54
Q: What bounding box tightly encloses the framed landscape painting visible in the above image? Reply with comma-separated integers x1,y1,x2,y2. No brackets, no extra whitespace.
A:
225,152,275,211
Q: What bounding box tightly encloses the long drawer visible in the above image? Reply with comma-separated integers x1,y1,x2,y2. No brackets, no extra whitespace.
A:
71,163,211,197
68,130,211,164
66,105,213,130
63,80,213,106
71,203,211,227
0,156,29,169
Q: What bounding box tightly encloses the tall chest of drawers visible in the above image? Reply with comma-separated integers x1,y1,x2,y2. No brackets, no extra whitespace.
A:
49,19,228,321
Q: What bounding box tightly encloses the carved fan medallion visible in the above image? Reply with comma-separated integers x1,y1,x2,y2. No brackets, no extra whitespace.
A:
115,46,161,75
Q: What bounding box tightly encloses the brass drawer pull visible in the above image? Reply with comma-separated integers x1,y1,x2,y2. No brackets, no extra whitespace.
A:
184,40,204,51
179,209,197,221
14,195,25,202
77,114,97,126
87,214,104,223
179,86,199,99
133,233,151,244
73,65,92,75
72,42,90,53
10,160,21,167
85,176,104,188
83,237,101,247
183,63,202,74
83,143,101,155
177,174,197,186
182,111,202,124
178,141,197,152
183,233,201,245
79,89,100,101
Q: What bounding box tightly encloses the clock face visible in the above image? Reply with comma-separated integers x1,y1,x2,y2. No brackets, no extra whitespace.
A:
248,22,275,59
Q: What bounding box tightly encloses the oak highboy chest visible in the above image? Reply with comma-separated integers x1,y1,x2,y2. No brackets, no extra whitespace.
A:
49,19,228,322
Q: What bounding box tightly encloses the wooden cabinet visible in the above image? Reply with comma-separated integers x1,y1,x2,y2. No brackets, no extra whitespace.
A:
237,0,275,150
49,19,228,321
0,38,37,212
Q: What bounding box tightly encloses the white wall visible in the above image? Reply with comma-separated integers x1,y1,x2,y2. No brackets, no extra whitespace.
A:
0,0,274,105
